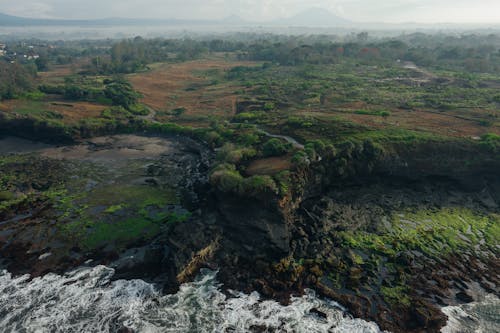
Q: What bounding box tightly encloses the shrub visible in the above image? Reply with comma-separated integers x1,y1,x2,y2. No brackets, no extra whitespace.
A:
287,116,315,128
237,132,260,146
217,144,257,163
354,109,391,117
480,133,500,151
171,107,186,116
291,151,310,168
262,138,291,157
234,111,267,122
104,81,141,110
210,164,244,193
241,175,279,196
128,104,149,116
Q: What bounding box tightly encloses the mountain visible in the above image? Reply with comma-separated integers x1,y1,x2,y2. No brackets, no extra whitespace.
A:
0,9,351,27
0,12,216,27
273,7,352,27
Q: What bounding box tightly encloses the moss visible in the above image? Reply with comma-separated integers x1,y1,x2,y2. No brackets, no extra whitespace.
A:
104,204,126,214
381,285,411,307
0,194,28,213
0,191,15,202
351,252,365,265
79,217,159,250
88,185,178,207
338,208,498,258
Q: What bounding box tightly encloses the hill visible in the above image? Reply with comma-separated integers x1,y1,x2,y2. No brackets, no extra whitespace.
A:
273,7,351,27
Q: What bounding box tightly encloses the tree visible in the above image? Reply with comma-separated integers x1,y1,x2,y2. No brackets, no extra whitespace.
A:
35,57,49,71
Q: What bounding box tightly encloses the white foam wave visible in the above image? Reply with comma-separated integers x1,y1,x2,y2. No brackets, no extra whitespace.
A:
0,265,384,333
442,294,500,333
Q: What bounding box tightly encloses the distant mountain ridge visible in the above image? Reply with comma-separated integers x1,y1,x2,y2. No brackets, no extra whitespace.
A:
0,12,217,26
0,8,350,27
276,7,351,26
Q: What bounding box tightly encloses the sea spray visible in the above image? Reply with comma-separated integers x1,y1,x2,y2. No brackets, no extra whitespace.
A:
441,294,500,333
0,265,384,333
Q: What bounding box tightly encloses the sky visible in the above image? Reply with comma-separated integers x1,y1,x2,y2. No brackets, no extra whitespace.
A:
1,0,500,23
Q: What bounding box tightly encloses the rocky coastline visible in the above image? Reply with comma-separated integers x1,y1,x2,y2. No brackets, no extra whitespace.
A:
0,133,499,333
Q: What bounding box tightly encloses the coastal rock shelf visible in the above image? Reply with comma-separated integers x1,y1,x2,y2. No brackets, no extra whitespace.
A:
0,134,498,333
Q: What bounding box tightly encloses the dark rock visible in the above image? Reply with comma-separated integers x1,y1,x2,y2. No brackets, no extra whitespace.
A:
456,291,474,303
310,307,327,319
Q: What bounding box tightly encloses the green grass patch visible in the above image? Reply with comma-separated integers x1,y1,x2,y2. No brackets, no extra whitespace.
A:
381,285,411,307
339,208,499,257
354,109,391,117
87,185,178,208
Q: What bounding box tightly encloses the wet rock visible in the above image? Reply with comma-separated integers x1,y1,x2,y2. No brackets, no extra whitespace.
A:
310,307,328,319
456,291,474,303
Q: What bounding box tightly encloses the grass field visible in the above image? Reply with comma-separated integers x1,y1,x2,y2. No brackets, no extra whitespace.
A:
128,58,261,127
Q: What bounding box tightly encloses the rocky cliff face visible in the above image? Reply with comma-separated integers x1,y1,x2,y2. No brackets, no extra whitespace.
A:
191,139,499,333
253,140,500,333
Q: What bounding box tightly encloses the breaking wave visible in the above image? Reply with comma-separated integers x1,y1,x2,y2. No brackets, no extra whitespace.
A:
0,265,384,333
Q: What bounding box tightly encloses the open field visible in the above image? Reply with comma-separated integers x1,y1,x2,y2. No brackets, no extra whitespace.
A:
128,59,260,127
0,99,106,124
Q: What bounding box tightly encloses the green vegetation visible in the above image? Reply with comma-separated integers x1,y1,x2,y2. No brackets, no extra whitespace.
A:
210,164,278,197
56,181,184,250
354,110,391,117
0,61,36,100
262,138,292,157
381,285,411,307
338,208,499,257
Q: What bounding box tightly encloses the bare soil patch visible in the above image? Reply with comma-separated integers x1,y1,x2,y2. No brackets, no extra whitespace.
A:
128,59,260,125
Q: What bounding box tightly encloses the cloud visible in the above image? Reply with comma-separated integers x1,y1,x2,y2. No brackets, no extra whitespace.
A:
0,0,499,23
1,1,54,18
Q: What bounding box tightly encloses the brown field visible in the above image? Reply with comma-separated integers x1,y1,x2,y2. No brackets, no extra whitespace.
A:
0,99,105,124
128,59,260,126
299,107,500,138
246,156,292,176
38,58,91,84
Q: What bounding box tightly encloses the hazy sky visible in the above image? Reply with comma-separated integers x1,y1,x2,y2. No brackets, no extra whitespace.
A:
1,0,500,23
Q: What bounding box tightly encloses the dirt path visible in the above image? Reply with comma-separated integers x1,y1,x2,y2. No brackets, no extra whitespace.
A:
257,127,304,149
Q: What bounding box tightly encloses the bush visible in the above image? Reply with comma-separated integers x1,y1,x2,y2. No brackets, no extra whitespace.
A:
291,151,310,167
234,111,267,122
210,164,244,193
104,81,141,110
262,138,291,157
171,107,186,116
286,116,315,128
210,164,278,196
128,104,149,116
237,132,260,146
217,143,257,163
354,109,391,117
480,133,500,151
39,84,66,95
241,175,278,196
